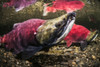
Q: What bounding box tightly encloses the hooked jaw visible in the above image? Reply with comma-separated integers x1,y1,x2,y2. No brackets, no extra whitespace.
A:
51,12,76,45
37,12,76,47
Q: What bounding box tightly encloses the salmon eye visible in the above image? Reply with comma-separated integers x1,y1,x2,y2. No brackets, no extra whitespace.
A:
63,18,66,20
55,22,62,28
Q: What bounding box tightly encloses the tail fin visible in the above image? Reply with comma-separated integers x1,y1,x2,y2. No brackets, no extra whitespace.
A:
86,30,99,43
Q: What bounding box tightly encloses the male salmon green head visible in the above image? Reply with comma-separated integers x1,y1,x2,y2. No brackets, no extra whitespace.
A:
36,12,76,46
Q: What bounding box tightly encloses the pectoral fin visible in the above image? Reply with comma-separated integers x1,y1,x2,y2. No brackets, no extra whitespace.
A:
80,40,88,51
66,40,72,47
20,46,43,59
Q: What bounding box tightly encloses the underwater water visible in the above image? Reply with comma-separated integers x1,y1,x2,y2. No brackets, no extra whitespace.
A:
0,0,100,67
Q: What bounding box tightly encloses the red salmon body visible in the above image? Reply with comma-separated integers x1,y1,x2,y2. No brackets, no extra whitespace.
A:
43,0,85,16
64,24,90,47
1,19,45,54
3,0,14,7
3,0,37,12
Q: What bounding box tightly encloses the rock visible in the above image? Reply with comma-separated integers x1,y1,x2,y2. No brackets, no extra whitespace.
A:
79,61,84,65
75,57,80,62
4,53,7,56
63,49,72,53
27,64,31,66
72,61,77,67
26,60,29,64
72,61,76,65
82,54,86,58
92,55,96,60
75,47,80,53
17,62,20,64
3,59,7,62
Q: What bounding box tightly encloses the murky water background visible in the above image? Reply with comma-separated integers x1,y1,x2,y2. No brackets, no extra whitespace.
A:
0,0,100,67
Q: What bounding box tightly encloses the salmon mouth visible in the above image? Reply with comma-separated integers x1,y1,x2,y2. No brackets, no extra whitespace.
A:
41,12,76,46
